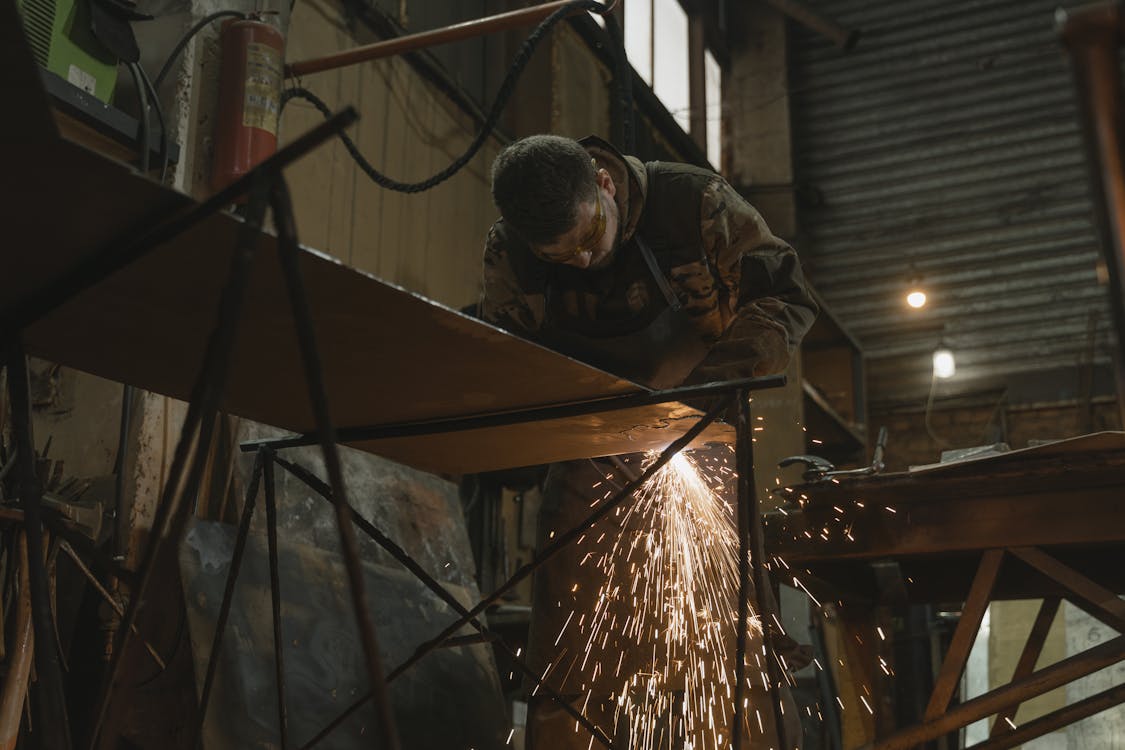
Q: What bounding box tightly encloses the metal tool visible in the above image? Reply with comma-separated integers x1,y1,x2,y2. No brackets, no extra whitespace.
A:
779,426,888,483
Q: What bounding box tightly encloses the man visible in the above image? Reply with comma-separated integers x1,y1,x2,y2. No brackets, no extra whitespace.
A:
481,134,817,389
480,135,817,750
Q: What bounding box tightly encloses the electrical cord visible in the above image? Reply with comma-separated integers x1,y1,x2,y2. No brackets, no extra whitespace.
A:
135,65,169,182
281,0,612,194
924,371,951,449
125,62,150,174
153,10,247,91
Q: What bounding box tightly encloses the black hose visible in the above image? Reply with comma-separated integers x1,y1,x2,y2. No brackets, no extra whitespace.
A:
280,0,611,194
153,10,248,91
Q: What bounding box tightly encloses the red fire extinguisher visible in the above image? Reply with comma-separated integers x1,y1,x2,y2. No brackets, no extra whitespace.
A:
211,15,285,193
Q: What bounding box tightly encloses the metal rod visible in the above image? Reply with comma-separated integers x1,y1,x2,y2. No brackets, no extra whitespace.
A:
0,534,33,750
3,340,72,748
0,108,358,337
745,387,789,750
88,178,272,750
733,386,787,750
263,451,290,749
285,0,614,78
387,396,730,686
271,454,617,750
240,375,786,453
58,540,165,670
193,451,266,748
989,597,1060,739
972,681,1125,750
732,389,752,750
870,634,1125,750
270,178,402,750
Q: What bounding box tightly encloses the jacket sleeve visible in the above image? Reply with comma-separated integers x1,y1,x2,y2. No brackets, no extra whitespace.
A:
479,223,546,337
688,178,819,381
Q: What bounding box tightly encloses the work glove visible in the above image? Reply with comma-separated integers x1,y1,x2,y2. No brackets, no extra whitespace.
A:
684,314,791,385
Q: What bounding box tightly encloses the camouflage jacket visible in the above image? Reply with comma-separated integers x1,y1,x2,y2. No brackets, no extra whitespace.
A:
481,138,818,382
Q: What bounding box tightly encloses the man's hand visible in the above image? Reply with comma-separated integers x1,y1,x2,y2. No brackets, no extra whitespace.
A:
685,321,790,384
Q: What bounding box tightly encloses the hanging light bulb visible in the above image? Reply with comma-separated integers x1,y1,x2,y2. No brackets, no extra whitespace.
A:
932,346,955,379
906,290,927,308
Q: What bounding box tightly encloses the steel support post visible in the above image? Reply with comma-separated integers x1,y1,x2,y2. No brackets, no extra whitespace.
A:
193,451,265,747
732,388,789,750
269,179,402,750
263,450,290,748
3,339,72,748
87,178,272,750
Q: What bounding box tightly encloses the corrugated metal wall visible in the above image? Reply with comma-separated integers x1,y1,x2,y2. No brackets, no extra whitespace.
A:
790,0,1113,409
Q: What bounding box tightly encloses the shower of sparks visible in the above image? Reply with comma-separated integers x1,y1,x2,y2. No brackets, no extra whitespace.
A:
556,449,763,750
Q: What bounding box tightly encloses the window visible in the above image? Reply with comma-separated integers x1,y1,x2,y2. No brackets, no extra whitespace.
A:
624,0,653,86
625,0,722,165
652,0,690,133
705,48,722,168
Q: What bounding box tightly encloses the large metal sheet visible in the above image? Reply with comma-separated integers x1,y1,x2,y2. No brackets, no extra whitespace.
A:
2,34,732,472
765,431,1125,599
181,520,509,749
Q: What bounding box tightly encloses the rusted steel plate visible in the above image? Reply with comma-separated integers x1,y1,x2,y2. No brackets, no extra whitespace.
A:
2,135,731,473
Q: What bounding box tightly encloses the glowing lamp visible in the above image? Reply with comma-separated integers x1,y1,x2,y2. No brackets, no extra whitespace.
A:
906,290,927,308
933,347,956,379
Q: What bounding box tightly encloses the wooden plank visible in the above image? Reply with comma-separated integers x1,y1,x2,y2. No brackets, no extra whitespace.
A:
924,549,1004,720
868,634,1125,750
989,597,1061,738
1009,546,1125,632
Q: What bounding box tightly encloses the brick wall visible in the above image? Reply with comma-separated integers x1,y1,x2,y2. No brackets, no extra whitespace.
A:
872,399,1121,471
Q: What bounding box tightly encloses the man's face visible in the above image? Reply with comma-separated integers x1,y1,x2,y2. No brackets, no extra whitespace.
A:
532,169,621,270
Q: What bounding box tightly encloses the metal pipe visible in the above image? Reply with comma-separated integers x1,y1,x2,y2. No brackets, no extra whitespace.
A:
271,454,617,750
194,452,266,748
0,534,33,750
1059,5,1125,423
270,178,402,750
263,452,290,749
240,375,787,453
285,0,615,78
4,341,71,748
0,108,358,337
88,179,273,750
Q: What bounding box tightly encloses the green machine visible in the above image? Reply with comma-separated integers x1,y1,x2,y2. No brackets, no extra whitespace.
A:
17,0,119,102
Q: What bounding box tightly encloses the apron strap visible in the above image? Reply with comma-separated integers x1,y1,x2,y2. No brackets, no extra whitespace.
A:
635,234,682,312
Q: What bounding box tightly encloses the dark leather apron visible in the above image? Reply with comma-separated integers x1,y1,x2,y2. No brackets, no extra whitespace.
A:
537,234,709,390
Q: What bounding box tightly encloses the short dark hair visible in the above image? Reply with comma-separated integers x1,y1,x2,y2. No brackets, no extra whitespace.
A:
490,135,598,246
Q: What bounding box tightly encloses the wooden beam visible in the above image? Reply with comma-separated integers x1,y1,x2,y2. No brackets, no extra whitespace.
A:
1009,546,1125,632
924,550,1004,720
868,634,1125,750
989,597,1060,738
972,682,1125,750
